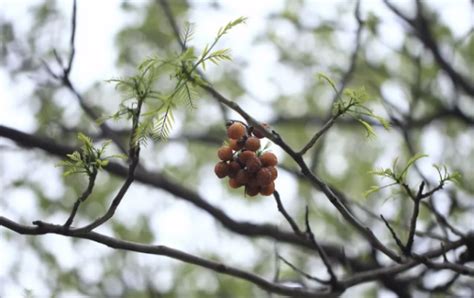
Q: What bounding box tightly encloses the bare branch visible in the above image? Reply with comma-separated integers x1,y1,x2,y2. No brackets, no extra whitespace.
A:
299,113,340,155
74,99,144,232
384,0,474,97
0,125,316,250
405,182,425,254
304,207,340,289
341,236,467,287
380,214,406,253
278,254,331,285
412,253,474,276
65,0,77,76
273,191,303,236
64,168,97,227
0,216,339,298
305,0,363,160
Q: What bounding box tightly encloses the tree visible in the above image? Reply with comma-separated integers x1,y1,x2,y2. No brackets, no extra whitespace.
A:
1,0,473,297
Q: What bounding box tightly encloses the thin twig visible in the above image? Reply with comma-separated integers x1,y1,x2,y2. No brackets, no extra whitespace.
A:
384,0,474,97
308,0,363,167
341,236,466,287
272,243,280,283
299,114,340,155
405,182,425,254
412,253,474,276
64,168,97,227
39,0,128,156
273,190,302,236
304,206,340,288
278,254,331,285
380,214,405,253
423,200,465,238
74,99,144,232
65,0,77,76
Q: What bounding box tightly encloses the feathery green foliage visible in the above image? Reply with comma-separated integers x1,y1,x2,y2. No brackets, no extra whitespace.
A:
317,73,390,138
100,17,246,144
365,153,460,197
56,133,126,177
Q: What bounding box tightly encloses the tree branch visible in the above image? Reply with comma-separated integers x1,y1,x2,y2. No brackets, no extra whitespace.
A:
64,0,77,76
272,190,302,236
304,207,340,289
64,168,97,227
384,0,474,97
0,216,338,298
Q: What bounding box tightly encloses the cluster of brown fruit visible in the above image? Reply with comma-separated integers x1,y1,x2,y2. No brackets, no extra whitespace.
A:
214,121,278,197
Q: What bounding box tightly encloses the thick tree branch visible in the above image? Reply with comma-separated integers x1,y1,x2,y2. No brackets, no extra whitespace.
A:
0,216,338,298
0,125,316,251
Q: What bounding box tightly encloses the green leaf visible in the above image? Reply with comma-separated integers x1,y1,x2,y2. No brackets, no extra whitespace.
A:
356,119,376,138
369,167,393,178
181,47,196,61
344,86,369,103
181,22,195,46
106,154,128,160
317,72,338,94
447,171,462,185
207,48,232,64
364,182,398,198
77,132,93,148
364,185,382,197
398,153,428,180
217,17,247,37
153,106,175,141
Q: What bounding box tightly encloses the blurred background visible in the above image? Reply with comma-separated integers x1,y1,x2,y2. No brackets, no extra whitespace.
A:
0,0,473,297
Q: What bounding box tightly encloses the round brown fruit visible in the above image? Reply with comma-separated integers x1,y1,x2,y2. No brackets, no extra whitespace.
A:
227,122,246,140
235,169,250,185
228,178,242,189
260,151,278,167
260,182,275,196
229,139,244,151
256,167,273,186
247,174,259,188
239,150,256,164
245,185,260,197
246,157,262,173
245,137,261,152
252,123,270,139
214,162,229,178
217,146,233,161
268,166,278,180
228,161,242,178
